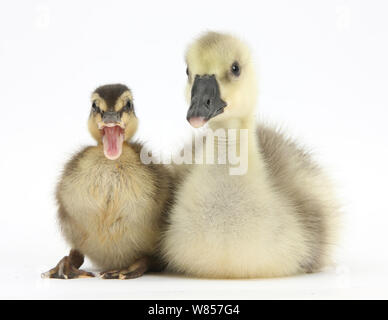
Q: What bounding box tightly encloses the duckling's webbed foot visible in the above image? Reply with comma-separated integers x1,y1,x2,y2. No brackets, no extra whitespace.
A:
42,249,95,279
100,256,150,280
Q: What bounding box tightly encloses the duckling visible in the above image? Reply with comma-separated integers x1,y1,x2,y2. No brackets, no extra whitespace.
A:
161,32,339,278
43,84,171,279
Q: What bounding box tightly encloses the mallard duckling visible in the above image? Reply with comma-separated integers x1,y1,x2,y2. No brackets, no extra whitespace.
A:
43,84,171,279
161,32,339,278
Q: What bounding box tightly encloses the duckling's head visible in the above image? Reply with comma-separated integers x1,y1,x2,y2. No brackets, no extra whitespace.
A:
185,31,258,128
88,84,138,160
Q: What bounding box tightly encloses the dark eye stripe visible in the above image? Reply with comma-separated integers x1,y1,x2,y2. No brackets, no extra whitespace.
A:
92,102,103,114
122,100,132,112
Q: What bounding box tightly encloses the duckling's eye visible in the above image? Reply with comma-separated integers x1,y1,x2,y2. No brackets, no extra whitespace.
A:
231,62,241,77
123,100,132,112
92,102,101,113
186,67,189,77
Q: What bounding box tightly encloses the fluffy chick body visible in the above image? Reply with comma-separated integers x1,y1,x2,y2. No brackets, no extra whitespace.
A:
58,142,170,271
163,126,338,278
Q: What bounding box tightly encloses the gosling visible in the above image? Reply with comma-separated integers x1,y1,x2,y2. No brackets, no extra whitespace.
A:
161,32,339,279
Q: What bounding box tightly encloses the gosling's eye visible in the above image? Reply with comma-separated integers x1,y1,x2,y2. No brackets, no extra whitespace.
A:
186,67,189,77
123,100,132,112
231,62,241,77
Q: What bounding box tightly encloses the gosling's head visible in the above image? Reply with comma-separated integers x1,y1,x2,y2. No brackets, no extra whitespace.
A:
88,84,138,160
185,32,258,128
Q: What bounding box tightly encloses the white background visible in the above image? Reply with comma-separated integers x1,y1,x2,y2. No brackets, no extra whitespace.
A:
0,0,387,299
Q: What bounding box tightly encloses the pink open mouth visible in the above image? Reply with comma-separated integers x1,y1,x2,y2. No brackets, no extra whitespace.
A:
100,124,125,160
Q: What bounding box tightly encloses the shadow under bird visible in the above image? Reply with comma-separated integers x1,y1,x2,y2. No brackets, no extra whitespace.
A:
43,84,172,279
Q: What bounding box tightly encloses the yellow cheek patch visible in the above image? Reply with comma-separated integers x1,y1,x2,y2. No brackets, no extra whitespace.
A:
88,117,102,142
121,112,130,123
124,114,138,141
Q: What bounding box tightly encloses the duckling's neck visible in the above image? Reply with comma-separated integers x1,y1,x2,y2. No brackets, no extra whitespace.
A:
205,116,264,176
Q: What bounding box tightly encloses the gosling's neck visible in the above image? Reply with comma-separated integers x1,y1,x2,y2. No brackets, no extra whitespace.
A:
204,114,264,176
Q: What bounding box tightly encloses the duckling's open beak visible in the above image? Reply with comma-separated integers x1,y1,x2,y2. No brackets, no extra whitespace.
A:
187,75,227,128
98,111,125,160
